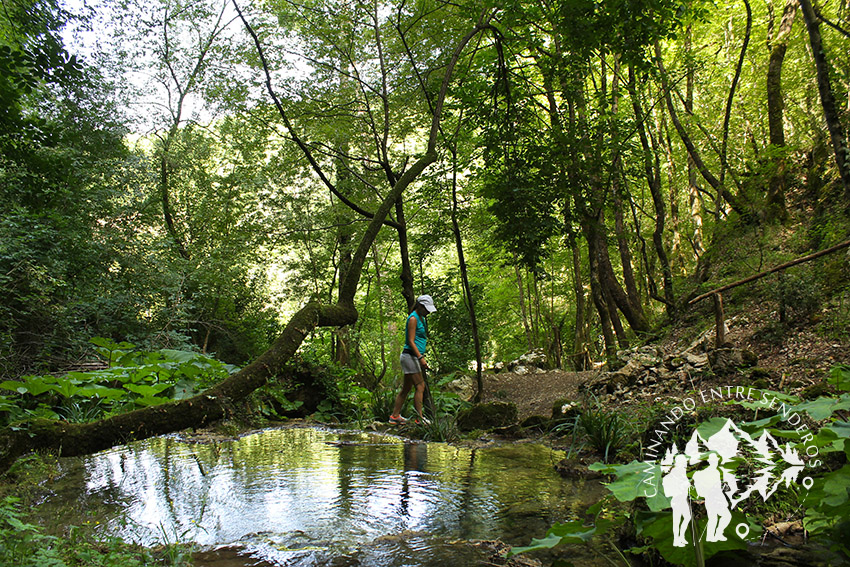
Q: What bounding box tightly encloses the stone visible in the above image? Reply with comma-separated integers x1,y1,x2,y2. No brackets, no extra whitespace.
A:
444,374,477,401
633,347,663,368
517,348,548,368
457,401,518,431
708,348,758,374
801,381,831,400
684,352,708,367
520,415,550,431
741,348,758,367
554,457,604,480
507,349,548,372
748,367,773,379
551,398,580,421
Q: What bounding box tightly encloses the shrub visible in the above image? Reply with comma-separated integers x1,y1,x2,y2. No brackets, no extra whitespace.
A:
409,415,460,442
577,401,633,463
776,271,821,325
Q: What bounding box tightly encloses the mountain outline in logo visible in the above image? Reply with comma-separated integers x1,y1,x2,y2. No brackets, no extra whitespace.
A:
659,418,804,547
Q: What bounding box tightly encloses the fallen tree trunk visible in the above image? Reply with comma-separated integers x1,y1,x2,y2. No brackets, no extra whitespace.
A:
0,8,496,476
0,301,355,473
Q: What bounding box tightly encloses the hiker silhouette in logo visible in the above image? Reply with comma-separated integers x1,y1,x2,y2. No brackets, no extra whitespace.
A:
662,453,692,547
693,452,732,542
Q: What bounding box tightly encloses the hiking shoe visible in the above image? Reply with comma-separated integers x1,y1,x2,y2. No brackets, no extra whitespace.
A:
415,417,431,426
389,414,407,425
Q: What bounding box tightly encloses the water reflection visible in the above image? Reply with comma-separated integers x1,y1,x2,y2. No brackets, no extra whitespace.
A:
42,427,606,565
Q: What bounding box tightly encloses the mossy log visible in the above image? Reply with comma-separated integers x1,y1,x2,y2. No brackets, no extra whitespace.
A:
0,301,356,474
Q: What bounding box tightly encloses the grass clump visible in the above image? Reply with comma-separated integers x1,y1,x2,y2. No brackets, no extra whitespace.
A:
576,399,633,463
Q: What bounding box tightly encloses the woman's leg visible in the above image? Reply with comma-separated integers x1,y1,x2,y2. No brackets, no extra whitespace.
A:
412,374,425,418
392,374,415,416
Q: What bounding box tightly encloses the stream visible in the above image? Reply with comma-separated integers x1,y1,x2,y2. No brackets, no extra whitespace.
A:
34,426,608,566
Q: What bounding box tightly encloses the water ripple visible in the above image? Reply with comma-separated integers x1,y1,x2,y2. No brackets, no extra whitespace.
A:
37,427,607,565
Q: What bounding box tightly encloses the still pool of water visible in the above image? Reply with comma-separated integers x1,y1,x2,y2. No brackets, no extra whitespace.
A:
37,427,607,566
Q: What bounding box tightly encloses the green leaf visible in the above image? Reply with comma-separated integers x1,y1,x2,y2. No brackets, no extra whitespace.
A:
589,460,670,510
792,395,850,421
509,519,599,556
636,510,759,567
124,383,171,397
159,348,201,363
828,365,850,392
0,381,29,395
821,465,850,507
1,376,56,396
78,385,126,400
171,379,199,400
50,378,81,398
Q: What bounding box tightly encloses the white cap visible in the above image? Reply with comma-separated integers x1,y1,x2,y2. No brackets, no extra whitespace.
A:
417,294,437,313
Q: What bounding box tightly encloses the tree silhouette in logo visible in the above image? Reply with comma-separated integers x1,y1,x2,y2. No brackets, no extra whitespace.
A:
660,419,804,547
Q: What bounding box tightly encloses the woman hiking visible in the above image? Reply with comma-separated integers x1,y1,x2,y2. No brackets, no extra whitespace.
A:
389,295,436,425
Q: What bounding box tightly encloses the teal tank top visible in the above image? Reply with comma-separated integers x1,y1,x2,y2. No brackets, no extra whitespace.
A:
404,311,427,354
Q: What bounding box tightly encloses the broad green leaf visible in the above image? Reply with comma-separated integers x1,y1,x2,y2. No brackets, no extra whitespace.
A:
738,390,799,411
696,417,732,439
50,379,80,398
64,372,90,384
821,465,850,507
160,349,200,363
792,395,850,421
589,460,671,510
828,365,850,392
1,376,56,396
172,379,199,400
737,413,781,431
635,510,759,567
510,519,600,556
0,381,29,395
124,383,171,397
78,385,126,400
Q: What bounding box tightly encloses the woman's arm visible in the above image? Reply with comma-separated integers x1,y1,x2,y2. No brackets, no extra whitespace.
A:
406,316,428,367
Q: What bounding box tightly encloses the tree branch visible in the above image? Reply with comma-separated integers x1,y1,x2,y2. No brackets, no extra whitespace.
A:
232,0,396,227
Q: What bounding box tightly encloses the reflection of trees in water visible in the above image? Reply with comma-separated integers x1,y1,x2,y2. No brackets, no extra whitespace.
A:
66,429,593,552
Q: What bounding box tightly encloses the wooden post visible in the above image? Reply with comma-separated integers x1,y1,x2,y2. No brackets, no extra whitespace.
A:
714,293,726,348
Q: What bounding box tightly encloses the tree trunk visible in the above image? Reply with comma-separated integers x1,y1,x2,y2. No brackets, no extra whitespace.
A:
589,208,650,334
610,61,642,313
585,223,617,365
160,146,191,261
0,300,356,473
654,41,752,220
536,59,592,369
0,5,496,474
514,260,534,350
629,66,676,316
569,230,592,370
719,0,752,192
798,0,850,196
684,24,705,257
370,243,387,384
334,224,354,365
449,148,483,402
395,197,416,312
765,0,796,221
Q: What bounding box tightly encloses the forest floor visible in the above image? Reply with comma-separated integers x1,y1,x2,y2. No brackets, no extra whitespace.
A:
478,369,595,421
474,296,849,423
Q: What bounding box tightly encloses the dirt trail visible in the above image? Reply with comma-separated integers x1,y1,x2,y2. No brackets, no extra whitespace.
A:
478,370,599,421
